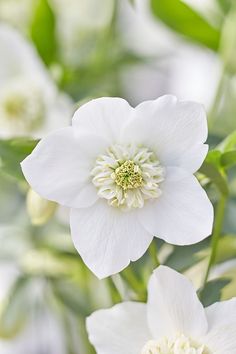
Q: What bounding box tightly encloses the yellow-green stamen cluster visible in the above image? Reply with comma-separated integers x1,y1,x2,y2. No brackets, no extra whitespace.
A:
114,160,143,190
141,335,211,354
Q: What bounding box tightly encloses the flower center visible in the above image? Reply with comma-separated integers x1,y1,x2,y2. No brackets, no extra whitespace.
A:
114,160,143,190
141,335,211,354
91,144,165,210
0,78,45,133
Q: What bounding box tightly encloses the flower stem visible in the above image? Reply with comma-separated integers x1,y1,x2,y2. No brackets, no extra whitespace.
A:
203,195,227,286
121,267,146,301
149,240,160,268
107,277,122,303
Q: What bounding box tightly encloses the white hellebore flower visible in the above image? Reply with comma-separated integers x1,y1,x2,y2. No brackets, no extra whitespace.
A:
87,266,236,354
21,96,213,278
0,24,72,138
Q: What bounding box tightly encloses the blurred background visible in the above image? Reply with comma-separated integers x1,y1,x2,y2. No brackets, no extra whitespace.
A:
0,0,236,353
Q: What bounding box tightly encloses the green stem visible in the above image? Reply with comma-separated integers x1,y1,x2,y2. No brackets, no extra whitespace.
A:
106,277,122,303
149,240,160,268
121,267,146,301
208,68,227,131
203,195,227,286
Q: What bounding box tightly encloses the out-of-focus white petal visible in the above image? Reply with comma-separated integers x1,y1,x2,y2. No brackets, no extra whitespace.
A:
70,200,153,278
21,128,109,208
86,302,150,354
0,24,52,89
138,167,213,245
203,299,236,354
122,95,208,173
147,266,208,339
72,97,134,144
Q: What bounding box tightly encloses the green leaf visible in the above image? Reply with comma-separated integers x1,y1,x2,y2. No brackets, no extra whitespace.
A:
30,0,57,65
150,0,220,51
217,130,236,152
199,160,229,196
221,150,236,168
0,277,29,339
215,235,236,263
217,0,232,14
199,278,231,307
52,280,91,317
0,138,38,181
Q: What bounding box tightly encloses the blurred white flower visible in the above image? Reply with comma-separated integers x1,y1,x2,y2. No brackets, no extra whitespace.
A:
0,25,73,138
22,95,213,278
87,266,236,354
51,0,115,67
119,0,222,110
0,0,33,32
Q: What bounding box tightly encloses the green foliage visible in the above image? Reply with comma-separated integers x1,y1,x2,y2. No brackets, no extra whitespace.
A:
150,0,220,50
217,0,232,14
0,277,29,339
199,278,231,307
0,138,38,181
30,0,57,65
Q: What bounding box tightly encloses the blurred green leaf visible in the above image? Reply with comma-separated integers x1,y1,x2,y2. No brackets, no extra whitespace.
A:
0,277,28,339
199,160,229,196
52,280,91,317
217,130,236,152
150,0,220,50
165,240,208,272
199,278,231,306
0,138,38,181
217,0,232,14
221,150,236,168
205,149,222,168
215,234,236,263
31,0,57,65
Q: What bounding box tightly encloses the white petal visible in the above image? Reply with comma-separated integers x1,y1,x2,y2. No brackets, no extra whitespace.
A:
86,302,151,354
122,95,208,173
138,167,213,245
72,97,134,144
202,299,236,354
70,201,153,278
147,266,208,339
21,127,109,208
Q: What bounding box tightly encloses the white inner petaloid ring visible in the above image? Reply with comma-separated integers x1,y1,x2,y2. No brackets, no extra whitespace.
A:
91,144,165,210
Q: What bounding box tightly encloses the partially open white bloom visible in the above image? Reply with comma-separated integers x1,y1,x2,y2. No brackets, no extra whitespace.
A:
0,25,73,138
87,266,236,354
21,95,213,278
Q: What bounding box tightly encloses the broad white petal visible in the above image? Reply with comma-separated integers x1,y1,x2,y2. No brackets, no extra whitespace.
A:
72,97,134,144
70,201,153,278
139,167,213,245
122,95,208,173
147,266,208,339
86,302,151,354
21,127,109,208
202,299,236,354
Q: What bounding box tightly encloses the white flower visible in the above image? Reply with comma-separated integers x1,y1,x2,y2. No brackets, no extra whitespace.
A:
87,266,236,354
0,24,73,138
21,95,213,278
